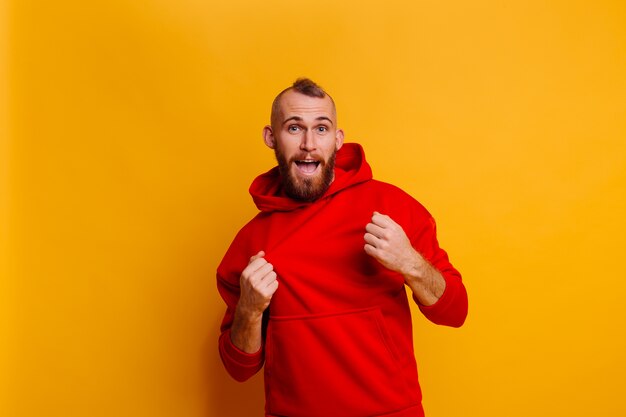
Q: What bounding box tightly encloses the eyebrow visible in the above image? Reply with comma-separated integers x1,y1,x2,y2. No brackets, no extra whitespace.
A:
282,116,334,126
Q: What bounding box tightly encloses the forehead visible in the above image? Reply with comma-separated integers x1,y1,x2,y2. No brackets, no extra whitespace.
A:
277,90,336,122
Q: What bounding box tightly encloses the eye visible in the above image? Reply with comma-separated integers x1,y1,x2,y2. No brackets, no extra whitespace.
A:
317,126,328,133
288,125,300,133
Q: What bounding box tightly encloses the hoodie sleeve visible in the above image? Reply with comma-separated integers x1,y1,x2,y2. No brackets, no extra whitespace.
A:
410,215,468,328
216,245,265,382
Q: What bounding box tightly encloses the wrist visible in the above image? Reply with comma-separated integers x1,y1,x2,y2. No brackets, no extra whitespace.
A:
402,253,446,305
235,303,265,324
231,304,265,354
401,249,428,282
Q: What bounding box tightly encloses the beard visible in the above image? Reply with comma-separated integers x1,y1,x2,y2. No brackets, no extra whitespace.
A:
275,147,337,202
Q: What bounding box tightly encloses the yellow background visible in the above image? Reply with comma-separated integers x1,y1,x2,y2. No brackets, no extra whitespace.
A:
2,0,625,416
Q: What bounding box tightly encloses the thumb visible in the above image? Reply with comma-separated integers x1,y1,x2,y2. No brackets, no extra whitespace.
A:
249,250,265,263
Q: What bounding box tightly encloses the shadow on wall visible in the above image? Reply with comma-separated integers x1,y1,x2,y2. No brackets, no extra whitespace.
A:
205,318,266,416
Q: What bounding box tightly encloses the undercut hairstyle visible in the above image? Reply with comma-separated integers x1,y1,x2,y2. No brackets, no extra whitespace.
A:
270,78,336,128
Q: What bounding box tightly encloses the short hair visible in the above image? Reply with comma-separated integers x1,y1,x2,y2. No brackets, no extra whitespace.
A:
270,78,336,128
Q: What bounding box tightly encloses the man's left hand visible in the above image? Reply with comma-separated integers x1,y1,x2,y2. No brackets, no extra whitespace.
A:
364,211,419,275
364,211,446,305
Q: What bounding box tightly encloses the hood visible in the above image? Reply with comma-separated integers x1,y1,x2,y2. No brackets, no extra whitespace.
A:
250,142,373,212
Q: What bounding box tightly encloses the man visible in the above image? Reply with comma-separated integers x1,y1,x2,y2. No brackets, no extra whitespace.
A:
217,78,468,417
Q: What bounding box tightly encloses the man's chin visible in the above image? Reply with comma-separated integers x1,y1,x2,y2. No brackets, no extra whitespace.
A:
282,172,327,202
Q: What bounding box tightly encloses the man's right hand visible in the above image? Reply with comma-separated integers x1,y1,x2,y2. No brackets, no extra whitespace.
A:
238,251,279,318
230,251,278,353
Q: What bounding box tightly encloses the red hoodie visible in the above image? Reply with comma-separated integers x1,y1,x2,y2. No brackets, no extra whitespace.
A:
217,143,468,417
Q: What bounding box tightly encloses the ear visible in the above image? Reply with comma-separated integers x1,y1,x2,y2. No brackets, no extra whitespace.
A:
263,125,275,149
335,128,345,151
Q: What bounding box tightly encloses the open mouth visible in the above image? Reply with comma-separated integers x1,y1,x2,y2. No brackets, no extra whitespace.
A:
294,160,321,174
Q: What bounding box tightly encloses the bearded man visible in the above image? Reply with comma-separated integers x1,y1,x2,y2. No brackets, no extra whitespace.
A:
217,78,468,417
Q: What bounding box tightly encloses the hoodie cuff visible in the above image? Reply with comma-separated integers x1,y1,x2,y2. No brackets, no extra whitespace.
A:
415,275,467,328
416,275,457,320
219,329,264,368
416,280,453,314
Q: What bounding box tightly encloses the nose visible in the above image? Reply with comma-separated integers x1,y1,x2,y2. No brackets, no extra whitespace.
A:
300,129,316,152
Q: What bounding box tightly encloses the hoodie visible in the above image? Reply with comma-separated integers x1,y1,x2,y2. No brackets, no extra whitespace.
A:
217,143,468,417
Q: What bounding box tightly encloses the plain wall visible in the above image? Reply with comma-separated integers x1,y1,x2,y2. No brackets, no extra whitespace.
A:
2,0,625,416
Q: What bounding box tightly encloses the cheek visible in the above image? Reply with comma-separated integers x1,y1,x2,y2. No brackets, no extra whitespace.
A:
322,142,338,157
275,139,298,155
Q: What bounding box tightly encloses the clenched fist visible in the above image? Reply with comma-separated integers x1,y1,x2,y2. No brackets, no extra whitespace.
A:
364,212,446,305
364,212,419,276
231,251,279,353
238,251,279,318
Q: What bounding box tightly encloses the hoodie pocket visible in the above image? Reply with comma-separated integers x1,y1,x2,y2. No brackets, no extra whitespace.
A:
265,307,412,417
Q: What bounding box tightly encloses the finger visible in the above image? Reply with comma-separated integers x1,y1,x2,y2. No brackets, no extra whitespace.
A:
244,258,268,274
249,250,265,263
372,212,394,228
364,232,380,247
255,272,278,297
258,270,278,286
365,244,392,267
251,262,274,281
244,266,274,294
364,243,378,257
242,258,270,279
266,279,279,295
264,272,279,288
365,222,386,238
